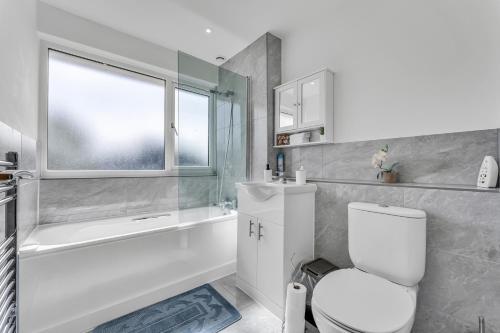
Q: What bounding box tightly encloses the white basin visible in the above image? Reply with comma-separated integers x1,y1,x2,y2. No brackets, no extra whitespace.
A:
237,182,279,201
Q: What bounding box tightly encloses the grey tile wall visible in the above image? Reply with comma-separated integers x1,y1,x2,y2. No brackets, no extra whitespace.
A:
284,129,498,186
39,176,216,224
0,120,39,245
221,33,281,180
266,34,281,173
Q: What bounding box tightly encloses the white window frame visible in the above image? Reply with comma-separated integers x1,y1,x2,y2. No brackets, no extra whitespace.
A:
170,84,216,174
39,41,215,178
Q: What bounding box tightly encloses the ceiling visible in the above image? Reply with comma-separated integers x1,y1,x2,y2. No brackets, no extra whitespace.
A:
39,0,339,64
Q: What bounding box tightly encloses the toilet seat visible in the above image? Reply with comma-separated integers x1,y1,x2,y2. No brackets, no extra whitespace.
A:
312,268,415,333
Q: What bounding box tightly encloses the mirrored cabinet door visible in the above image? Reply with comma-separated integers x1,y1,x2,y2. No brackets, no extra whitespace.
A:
298,72,324,128
276,82,297,131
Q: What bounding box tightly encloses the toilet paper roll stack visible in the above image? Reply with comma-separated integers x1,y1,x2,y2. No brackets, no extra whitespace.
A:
284,282,307,333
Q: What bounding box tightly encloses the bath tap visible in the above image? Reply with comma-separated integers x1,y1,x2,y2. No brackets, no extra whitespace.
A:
218,201,234,215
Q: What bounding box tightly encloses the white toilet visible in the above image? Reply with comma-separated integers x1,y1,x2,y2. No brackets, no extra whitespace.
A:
312,202,426,333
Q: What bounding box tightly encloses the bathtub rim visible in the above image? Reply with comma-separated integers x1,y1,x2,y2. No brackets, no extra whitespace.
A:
19,209,237,259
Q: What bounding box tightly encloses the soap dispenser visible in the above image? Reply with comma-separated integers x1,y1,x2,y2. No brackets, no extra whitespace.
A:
264,164,273,183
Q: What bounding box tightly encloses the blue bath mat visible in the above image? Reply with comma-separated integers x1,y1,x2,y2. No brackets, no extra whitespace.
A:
92,284,241,333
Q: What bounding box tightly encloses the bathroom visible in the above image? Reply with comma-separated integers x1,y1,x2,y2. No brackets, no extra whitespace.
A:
1,0,499,332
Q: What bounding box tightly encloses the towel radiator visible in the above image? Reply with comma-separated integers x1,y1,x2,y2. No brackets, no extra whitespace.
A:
0,152,20,333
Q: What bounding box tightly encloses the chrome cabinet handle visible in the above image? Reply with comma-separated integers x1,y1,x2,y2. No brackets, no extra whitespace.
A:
258,223,263,240
248,220,254,237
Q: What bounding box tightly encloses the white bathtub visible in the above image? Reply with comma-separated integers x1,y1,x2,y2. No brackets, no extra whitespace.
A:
18,206,237,333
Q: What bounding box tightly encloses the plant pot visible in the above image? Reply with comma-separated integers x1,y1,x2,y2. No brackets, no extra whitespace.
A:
381,171,398,183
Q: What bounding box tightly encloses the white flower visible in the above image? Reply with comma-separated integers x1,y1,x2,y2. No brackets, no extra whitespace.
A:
371,149,388,168
375,150,387,161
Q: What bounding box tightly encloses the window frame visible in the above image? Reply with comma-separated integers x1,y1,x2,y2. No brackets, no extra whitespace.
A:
170,84,216,174
39,41,215,178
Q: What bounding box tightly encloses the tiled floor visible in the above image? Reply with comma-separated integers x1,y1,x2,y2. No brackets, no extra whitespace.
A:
211,274,284,333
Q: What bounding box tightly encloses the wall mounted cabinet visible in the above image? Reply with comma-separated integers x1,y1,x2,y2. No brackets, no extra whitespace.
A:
236,182,317,320
274,69,333,147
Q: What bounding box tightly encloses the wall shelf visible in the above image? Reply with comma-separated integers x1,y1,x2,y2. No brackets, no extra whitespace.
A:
273,141,332,149
285,177,500,193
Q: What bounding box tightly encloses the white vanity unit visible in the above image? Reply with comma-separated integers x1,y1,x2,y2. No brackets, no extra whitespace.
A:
274,69,333,147
236,182,317,320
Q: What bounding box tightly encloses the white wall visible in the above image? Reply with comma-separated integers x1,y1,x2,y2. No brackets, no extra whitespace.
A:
281,0,500,143
37,2,178,75
37,2,219,87
0,0,39,138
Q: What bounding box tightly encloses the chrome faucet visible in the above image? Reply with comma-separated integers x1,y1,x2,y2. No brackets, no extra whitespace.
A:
218,201,234,215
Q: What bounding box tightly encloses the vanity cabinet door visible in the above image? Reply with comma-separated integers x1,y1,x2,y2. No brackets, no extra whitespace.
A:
298,72,324,128
275,82,298,132
237,213,258,288
257,219,284,307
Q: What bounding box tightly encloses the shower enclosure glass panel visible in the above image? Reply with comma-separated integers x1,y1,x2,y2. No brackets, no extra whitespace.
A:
177,52,248,210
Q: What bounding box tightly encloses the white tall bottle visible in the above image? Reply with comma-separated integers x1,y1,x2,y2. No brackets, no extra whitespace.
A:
296,166,306,185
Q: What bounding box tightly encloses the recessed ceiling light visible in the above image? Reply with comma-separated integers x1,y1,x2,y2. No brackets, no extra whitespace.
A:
205,28,212,34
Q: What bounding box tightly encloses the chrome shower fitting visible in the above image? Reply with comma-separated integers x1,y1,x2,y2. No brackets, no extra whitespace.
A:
210,89,234,98
479,316,485,333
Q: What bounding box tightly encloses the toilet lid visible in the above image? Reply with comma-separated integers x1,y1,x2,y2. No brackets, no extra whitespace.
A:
312,269,415,333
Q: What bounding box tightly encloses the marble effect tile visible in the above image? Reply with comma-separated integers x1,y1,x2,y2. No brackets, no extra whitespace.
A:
404,188,500,264
210,274,283,333
412,306,474,333
39,178,128,223
17,179,39,245
0,120,39,244
401,129,498,185
300,146,324,178
222,33,282,181
321,129,497,186
40,176,217,224
20,134,37,174
0,121,22,163
125,177,178,215
266,33,281,173
417,249,500,332
178,176,217,209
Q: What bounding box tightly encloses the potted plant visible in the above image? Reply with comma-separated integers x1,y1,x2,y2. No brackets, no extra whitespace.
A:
371,144,399,183
319,127,325,142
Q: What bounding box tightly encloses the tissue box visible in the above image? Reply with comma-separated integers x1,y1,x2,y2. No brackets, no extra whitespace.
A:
289,132,311,145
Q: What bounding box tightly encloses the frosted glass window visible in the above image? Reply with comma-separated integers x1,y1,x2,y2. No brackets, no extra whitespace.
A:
174,88,210,167
47,50,165,170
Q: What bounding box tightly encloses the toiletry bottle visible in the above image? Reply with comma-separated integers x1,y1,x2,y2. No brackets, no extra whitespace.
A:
296,166,306,185
277,152,285,177
264,163,273,183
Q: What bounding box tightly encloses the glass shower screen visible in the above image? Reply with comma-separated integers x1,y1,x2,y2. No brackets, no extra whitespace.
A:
177,51,248,210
